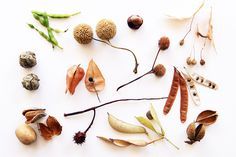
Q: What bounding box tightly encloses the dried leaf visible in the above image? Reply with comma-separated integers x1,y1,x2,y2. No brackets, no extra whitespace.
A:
165,0,205,20
85,59,105,92
150,104,165,135
135,116,156,132
97,136,163,147
196,110,218,126
38,123,53,140
22,109,46,124
46,116,62,135
66,65,85,95
182,73,201,106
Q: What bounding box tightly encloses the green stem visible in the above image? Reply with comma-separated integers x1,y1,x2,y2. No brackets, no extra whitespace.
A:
164,137,179,150
32,10,80,19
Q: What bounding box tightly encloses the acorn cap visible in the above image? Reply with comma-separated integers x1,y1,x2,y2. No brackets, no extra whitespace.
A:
74,24,93,44
96,19,117,40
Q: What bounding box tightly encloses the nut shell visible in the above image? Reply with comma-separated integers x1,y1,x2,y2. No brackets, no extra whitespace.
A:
96,19,116,40
15,124,37,145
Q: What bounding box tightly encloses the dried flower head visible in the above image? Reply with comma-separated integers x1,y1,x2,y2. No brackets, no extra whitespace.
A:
73,131,86,145
153,64,166,77
74,24,93,44
159,37,170,50
22,108,46,124
19,51,37,68
96,19,117,40
22,73,40,90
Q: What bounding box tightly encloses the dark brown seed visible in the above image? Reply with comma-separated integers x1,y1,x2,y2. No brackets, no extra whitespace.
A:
127,15,143,30
200,59,205,65
146,111,153,120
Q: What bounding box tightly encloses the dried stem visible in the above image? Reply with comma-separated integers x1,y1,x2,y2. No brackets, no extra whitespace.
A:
84,109,96,133
93,38,139,74
164,137,180,150
200,39,207,59
64,97,167,117
117,48,161,91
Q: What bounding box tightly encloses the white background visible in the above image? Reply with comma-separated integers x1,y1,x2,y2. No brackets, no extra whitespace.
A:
0,0,235,156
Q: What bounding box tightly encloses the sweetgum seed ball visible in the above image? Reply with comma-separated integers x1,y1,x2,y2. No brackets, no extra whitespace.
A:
96,19,117,40
74,24,93,44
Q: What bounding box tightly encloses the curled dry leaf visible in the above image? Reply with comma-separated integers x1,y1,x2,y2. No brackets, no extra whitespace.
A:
22,109,46,124
38,123,53,140
65,64,85,95
46,116,62,135
85,59,105,92
38,116,62,140
196,110,218,126
97,136,163,147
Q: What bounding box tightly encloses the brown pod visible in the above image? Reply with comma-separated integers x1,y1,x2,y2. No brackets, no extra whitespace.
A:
163,67,180,114
179,72,189,123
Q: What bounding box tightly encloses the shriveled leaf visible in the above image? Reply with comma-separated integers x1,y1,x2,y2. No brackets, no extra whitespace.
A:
150,104,165,135
65,65,85,95
85,59,105,92
97,136,163,147
165,0,205,20
135,116,156,132
46,116,62,135
196,110,218,126
38,123,53,140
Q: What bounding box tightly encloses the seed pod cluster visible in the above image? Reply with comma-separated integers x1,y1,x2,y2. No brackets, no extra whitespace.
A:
185,110,218,145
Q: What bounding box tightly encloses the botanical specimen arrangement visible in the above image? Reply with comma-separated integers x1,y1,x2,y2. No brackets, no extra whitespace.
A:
16,1,220,153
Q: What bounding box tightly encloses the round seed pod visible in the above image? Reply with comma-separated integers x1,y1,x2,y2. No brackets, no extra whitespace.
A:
158,37,170,50
22,73,40,91
153,64,166,77
19,51,37,68
186,57,192,65
200,59,205,66
74,24,93,44
15,124,37,145
96,19,117,40
127,15,143,30
191,59,197,65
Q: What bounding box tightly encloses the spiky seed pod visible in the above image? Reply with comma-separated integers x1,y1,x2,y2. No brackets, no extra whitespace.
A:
96,19,117,40
73,131,86,145
74,24,93,44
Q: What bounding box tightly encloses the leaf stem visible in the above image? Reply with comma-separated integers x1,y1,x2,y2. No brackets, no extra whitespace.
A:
164,137,180,150
84,109,96,133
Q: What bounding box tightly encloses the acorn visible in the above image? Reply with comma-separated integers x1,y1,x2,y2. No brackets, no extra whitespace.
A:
159,37,170,50
96,19,117,40
74,24,93,44
153,64,166,77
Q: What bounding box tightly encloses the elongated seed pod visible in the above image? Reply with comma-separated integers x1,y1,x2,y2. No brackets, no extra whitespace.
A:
163,68,180,114
179,72,189,123
190,72,218,90
182,73,201,106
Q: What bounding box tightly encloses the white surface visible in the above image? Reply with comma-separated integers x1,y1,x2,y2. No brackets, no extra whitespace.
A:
0,0,235,156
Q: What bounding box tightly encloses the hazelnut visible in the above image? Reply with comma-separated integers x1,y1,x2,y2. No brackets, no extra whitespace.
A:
153,64,166,77
96,19,117,40
158,37,170,50
74,24,93,44
15,124,37,145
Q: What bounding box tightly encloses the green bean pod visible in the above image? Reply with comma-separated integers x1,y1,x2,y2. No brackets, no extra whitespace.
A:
32,10,80,19
47,27,63,49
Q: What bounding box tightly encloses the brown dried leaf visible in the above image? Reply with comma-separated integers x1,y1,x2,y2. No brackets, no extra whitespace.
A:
66,65,85,95
38,123,53,140
46,116,62,136
85,59,105,92
196,110,218,126
22,109,46,124
97,136,163,147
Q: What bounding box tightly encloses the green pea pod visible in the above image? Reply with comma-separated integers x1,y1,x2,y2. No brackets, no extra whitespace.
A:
32,10,80,19
47,27,63,49
32,13,48,27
